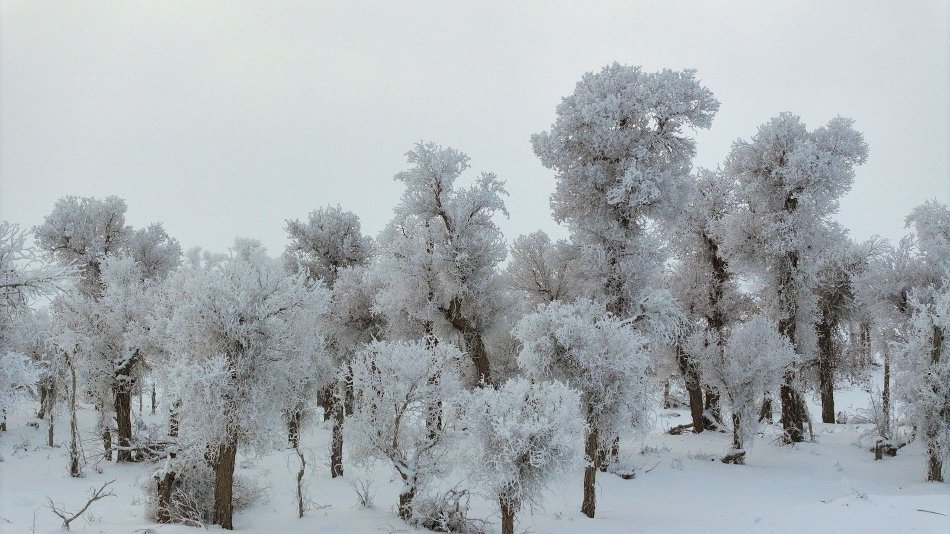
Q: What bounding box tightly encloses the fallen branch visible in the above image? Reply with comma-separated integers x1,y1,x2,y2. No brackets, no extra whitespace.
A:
917,508,947,516
667,423,694,435
47,479,115,530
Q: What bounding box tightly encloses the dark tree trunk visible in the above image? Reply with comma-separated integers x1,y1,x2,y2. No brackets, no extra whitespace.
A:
213,437,238,529
780,377,807,443
759,396,773,423
47,407,54,447
927,324,944,482
398,485,416,521
156,471,177,523
139,382,143,413
288,410,301,449
500,497,515,534
37,380,50,419
114,382,133,462
581,422,598,518
169,401,180,437
102,424,113,461
817,315,836,424
151,383,156,415
68,361,81,477
732,413,742,451
0,410,5,432
331,402,344,478
318,386,333,422
443,296,492,386
705,388,723,428
676,345,705,432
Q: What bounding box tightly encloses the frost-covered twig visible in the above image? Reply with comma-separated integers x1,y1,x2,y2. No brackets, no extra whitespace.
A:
46,479,115,530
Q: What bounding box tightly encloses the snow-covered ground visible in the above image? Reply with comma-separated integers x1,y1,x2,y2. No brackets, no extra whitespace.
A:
1,379,948,533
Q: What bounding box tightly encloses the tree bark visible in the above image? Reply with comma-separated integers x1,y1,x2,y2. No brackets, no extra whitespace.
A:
581,422,598,518
68,359,81,477
114,381,133,462
882,343,891,437
288,410,301,449
47,406,54,447
817,315,836,424
331,403,344,478
398,485,416,521
927,324,944,482
156,471,177,523
102,420,113,461
676,345,705,432
443,296,492,386
500,497,515,534
705,388,723,428
213,437,238,529
151,383,156,415
780,377,807,443
169,400,180,437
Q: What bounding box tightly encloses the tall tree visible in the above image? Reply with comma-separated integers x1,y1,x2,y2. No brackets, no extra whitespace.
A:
717,113,868,443
373,142,510,386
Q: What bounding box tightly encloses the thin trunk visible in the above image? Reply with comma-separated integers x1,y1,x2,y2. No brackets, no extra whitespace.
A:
47,405,54,447
68,360,81,477
213,437,238,529
882,344,891,437
151,383,156,415
169,400,180,437
927,324,944,482
581,423,598,518
156,471,177,523
759,396,773,423
37,380,50,419
398,485,416,521
139,382,143,413
676,345,705,432
817,314,836,424
705,388,724,428
732,412,742,451
102,416,113,461
0,409,5,431
500,497,515,534
295,448,306,518
663,380,672,408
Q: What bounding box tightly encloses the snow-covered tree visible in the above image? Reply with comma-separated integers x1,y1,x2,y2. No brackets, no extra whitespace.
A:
156,243,331,529
346,339,465,520
894,200,950,481
716,113,868,443
373,142,510,386
34,195,130,298
284,205,374,475
506,231,580,307
463,378,582,534
669,168,744,432
514,299,653,518
697,316,796,463
532,63,718,319
0,351,42,431
13,307,62,445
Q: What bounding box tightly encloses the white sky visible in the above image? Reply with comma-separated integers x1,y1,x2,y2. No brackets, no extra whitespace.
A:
1,1,947,256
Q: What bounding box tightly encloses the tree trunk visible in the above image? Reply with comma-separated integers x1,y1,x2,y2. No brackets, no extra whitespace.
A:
114,382,133,462
151,383,156,415
882,342,891,437
927,324,944,482
780,377,807,443
156,471,177,523
139,382,143,413
102,418,113,461
705,388,723,428
47,406,54,447
581,423,598,518
0,410,5,432
443,297,492,386
213,437,238,529
331,402,344,478
295,448,306,518
676,345,705,432
68,359,82,477
759,396,773,423
398,485,416,521
37,380,50,419
817,315,836,424
288,410,301,449
500,497,515,534
169,400,180,437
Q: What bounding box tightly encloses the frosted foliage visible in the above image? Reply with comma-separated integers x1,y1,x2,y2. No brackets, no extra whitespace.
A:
532,63,718,240
158,246,331,464
284,205,374,286
506,231,581,306
0,222,75,337
0,351,42,416
347,339,465,496
34,196,130,295
326,265,383,361
373,143,509,361
715,113,867,356
463,378,582,511
125,223,181,281
514,299,653,446
699,316,795,451
906,200,950,274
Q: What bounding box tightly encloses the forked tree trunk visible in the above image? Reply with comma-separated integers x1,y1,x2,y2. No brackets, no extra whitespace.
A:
581,422,598,518
927,324,944,482
500,497,516,534
213,437,238,529
817,315,836,423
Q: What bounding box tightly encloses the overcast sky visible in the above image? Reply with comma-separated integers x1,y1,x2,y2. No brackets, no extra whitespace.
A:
2,1,947,257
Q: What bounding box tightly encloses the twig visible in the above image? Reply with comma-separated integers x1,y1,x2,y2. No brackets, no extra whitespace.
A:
916,509,947,516
46,479,116,530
